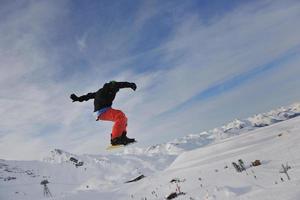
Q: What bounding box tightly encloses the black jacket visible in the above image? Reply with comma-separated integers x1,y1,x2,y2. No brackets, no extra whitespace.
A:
73,81,136,112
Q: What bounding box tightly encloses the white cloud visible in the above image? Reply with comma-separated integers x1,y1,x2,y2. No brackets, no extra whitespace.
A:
77,33,88,52
0,133,47,160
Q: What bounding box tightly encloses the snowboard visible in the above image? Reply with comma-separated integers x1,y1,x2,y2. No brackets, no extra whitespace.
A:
106,141,137,150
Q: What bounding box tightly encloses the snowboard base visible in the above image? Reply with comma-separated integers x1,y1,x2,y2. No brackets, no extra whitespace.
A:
106,144,124,150
106,141,137,150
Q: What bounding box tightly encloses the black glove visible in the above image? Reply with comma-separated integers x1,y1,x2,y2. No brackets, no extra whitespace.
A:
70,94,79,102
130,83,137,91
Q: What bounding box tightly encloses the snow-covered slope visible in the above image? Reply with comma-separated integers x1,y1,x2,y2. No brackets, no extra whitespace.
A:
1,103,300,200
126,116,300,200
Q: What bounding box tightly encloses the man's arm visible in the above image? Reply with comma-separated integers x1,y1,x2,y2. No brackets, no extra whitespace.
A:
70,92,96,102
115,81,137,91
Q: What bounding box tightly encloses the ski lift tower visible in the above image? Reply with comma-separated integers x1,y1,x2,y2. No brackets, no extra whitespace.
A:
40,179,52,197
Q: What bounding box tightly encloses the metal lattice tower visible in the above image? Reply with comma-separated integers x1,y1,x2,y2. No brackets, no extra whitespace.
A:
40,179,52,197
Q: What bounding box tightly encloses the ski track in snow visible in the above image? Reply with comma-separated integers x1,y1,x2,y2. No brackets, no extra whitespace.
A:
1,103,300,200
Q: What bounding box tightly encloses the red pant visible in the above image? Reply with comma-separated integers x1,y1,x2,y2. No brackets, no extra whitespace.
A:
98,108,127,139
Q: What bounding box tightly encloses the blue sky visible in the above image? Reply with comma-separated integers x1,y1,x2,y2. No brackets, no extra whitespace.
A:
1,0,300,160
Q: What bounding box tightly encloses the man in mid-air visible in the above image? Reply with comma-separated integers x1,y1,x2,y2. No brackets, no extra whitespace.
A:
70,81,137,146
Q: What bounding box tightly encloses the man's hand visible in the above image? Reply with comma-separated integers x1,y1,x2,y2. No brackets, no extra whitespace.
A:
70,94,79,102
130,83,137,91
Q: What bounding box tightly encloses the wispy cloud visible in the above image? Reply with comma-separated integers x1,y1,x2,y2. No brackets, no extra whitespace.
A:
77,33,88,52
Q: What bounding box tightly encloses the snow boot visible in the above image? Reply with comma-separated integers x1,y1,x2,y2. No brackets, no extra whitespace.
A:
111,132,135,146
121,131,136,145
111,134,124,145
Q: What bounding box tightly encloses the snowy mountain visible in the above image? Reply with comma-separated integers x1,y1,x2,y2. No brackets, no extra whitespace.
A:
139,102,300,154
1,103,300,200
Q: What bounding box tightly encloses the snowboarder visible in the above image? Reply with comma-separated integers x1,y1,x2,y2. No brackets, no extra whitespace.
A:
70,81,137,146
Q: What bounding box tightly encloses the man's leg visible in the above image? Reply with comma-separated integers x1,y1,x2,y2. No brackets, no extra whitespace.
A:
98,108,127,139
